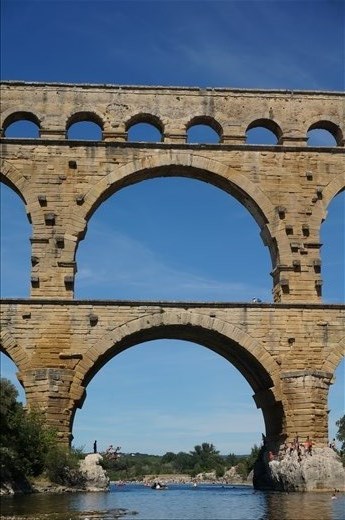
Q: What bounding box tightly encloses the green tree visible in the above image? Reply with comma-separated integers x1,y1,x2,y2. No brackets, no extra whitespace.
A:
235,461,248,479
45,445,85,486
215,464,225,478
174,451,193,472
0,377,84,488
336,415,345,465
190,443,223,472
245,444,260,474
336,415,345,451
161,451,176,464
0,378,22,446
0,378,24,482
15,408,59,476
226,452,239,467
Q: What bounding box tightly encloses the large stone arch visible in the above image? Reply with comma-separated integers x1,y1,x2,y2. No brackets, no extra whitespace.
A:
70,310,284,441
78,152,292,268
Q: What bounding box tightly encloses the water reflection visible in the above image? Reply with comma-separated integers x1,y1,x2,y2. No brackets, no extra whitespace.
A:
263,491,339,520
0,485,344,520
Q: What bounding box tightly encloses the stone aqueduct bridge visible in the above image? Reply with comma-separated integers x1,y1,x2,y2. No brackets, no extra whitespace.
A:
0,81,344,447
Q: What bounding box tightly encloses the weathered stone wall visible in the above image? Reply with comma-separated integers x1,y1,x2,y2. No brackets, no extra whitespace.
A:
1,82,344,146
0,82,344,453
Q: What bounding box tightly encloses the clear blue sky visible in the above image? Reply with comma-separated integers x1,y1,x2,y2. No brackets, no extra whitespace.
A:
0,0,344,455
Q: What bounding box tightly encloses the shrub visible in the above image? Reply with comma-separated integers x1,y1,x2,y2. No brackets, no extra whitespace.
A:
45,446,85,487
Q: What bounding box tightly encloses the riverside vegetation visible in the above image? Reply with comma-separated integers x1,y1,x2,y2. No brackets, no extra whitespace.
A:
0,378,86,493
1,377,344,493
100,444,259,481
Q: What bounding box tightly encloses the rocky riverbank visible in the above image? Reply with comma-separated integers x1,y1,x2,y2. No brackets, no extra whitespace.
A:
3,450,343,496
0,454,109,496
139,467,251,486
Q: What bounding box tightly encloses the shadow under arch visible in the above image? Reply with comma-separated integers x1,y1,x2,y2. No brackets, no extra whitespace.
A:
70,311,284,442
78,153,291,271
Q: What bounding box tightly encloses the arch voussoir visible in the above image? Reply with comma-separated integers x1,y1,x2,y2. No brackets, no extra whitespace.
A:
322,337,345,374
322,176,345,211
0,329,31,373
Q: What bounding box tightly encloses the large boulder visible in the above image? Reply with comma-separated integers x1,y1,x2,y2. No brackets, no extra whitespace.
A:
79,454,110,491
224,466,247,484
195,471,217,481
254,447,345,492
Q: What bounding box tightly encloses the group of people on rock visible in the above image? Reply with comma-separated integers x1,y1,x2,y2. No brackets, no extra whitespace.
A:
105,444,121,459
267,433,341,465
268,435,314,463
92,440,121,459
285,435,313,462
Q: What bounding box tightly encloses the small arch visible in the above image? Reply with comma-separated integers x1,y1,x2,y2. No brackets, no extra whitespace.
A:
66,111,104,140
246,119,282,145
3,111,41,138
126,113,164,142
307,121,342,147
186,116,222,144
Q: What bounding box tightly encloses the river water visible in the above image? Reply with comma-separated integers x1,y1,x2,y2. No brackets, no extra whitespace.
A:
1,483,344,520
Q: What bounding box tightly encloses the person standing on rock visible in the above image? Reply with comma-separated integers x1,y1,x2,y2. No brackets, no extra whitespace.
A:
304,436,312,455
93,440,97,453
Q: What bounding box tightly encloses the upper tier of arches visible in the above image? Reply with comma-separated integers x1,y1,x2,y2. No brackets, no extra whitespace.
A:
2,109,343,146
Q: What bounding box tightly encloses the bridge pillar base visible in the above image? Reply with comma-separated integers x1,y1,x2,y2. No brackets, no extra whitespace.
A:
280,370,333,446
22,367,76,445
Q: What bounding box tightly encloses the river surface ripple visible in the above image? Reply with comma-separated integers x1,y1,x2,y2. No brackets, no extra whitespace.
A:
1,483,344,520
